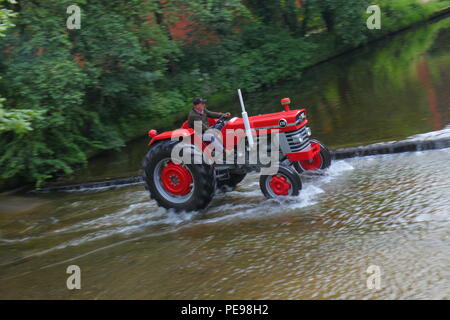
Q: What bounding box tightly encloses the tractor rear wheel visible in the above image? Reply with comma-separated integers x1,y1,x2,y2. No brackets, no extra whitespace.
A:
259,165,302,198
142,140,216,211
293,139,332,174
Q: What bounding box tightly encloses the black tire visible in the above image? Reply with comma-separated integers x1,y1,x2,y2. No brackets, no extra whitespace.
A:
217,172,247,191
259,165,302,198
293,139,332,174
142,140,216,211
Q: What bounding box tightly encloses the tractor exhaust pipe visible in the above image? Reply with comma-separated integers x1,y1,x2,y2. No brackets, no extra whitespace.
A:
238,88,254,149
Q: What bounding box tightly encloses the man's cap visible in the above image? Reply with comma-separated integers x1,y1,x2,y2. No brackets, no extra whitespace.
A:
193,97,207,105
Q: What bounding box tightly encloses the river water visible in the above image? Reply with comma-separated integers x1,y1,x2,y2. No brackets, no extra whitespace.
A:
0,17,449,299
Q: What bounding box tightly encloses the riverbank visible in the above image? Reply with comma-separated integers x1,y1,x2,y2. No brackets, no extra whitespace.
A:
205,4,450,111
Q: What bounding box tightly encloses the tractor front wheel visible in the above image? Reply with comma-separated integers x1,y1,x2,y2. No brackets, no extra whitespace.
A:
259,165,302,198
293,139,332,174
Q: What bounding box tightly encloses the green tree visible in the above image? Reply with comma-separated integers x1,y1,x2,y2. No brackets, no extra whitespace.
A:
0,0,41,135
0,0,180,188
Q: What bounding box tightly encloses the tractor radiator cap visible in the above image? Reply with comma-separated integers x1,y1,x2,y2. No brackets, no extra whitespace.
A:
281,98,291,105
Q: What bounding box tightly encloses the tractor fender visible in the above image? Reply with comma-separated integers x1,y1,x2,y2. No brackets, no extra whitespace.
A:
148,128,195,146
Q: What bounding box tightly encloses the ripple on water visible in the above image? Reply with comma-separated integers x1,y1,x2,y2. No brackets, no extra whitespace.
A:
1,149,450,299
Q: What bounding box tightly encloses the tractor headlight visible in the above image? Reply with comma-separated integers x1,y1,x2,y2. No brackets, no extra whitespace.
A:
306,127,312,136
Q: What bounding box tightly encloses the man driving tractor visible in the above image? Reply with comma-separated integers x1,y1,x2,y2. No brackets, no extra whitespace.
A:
143,92,332,211
188,97,232,154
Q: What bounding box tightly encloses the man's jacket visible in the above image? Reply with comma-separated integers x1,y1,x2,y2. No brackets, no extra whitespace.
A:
187,108,222,133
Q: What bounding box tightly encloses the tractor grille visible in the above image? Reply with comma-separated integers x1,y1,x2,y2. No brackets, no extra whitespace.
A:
280,126,310,154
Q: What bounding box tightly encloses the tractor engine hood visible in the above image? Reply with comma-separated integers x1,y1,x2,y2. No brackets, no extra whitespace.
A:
225,109,306,132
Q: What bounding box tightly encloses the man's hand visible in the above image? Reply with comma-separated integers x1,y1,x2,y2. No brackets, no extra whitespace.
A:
224,112,231,118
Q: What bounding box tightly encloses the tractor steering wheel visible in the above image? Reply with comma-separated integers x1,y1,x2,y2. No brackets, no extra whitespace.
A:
210,113,230,131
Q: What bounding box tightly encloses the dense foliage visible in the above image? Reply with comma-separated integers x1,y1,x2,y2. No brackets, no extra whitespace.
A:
0,0,449,189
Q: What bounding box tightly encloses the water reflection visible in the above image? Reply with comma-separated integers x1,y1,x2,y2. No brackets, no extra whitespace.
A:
213,16,450,148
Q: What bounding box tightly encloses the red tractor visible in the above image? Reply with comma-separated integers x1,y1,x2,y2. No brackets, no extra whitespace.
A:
142,91,331,211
